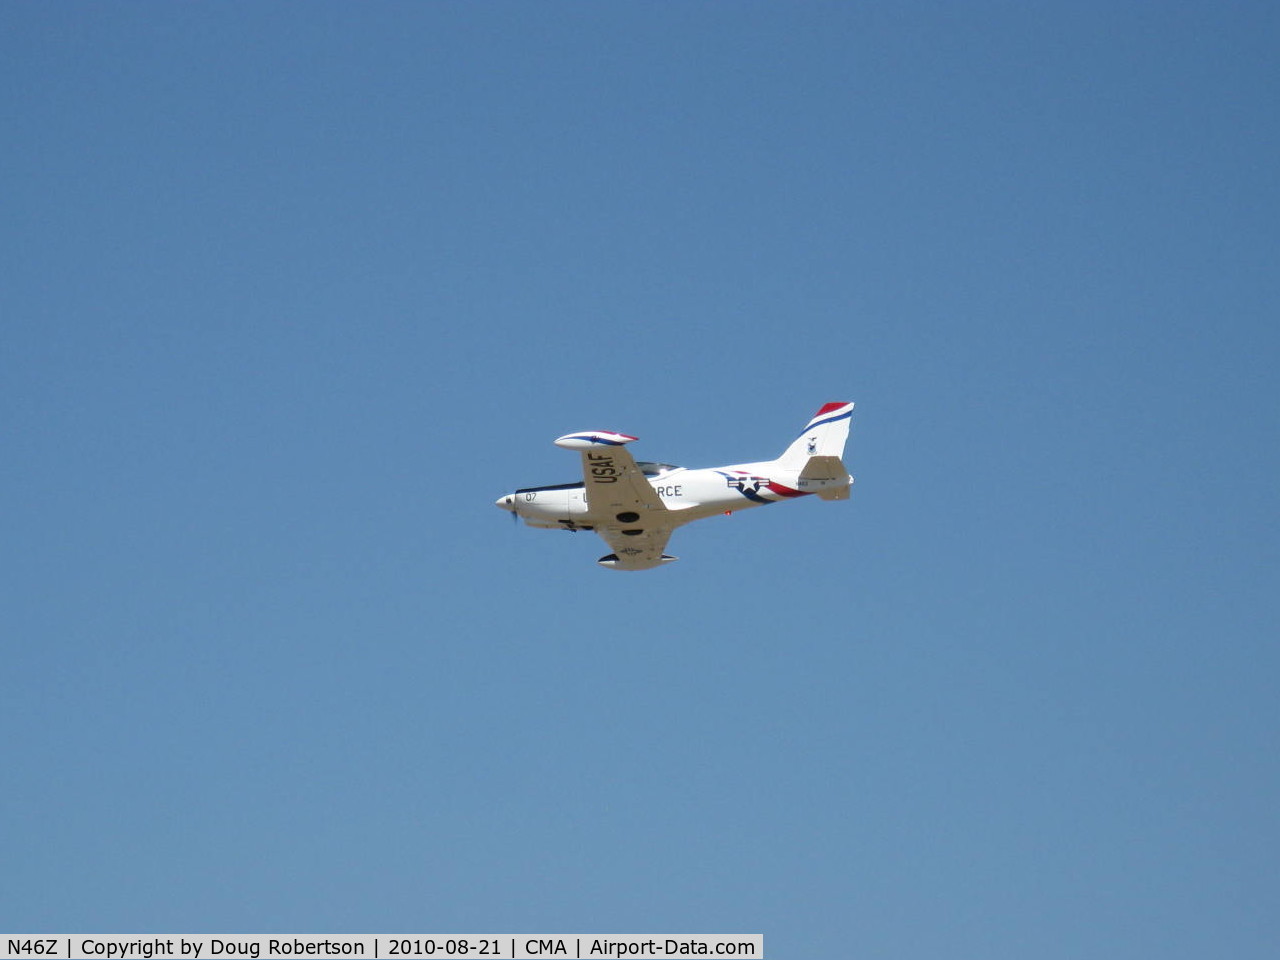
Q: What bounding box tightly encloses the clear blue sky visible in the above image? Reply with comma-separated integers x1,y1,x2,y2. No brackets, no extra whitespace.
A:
3,3,1277,956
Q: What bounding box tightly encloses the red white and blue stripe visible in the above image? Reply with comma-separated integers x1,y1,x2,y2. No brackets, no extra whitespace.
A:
717,470,809,504
799,401,854,435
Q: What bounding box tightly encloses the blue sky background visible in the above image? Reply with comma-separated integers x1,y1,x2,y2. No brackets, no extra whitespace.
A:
3,3,1277,956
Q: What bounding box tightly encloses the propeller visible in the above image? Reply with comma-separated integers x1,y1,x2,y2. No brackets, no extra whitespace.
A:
496,491,519,526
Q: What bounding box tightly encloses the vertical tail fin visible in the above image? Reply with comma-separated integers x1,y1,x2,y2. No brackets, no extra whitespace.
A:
776,402,855,467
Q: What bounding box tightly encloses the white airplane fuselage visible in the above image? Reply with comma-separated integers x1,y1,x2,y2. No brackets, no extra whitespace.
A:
498,459,836,532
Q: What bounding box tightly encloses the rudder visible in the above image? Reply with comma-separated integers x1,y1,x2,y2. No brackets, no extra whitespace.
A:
777,402,854,467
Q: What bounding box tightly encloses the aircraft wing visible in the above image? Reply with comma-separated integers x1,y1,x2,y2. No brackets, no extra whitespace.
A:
582,449,672,568
574,442,667,516
594,524,675,570
553,431,675,569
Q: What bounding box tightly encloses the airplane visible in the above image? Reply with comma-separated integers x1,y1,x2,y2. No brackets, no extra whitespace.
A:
495,402,854,570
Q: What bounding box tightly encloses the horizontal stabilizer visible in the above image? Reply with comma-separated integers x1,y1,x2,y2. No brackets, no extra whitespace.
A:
798,454,852,500
799,455,848,481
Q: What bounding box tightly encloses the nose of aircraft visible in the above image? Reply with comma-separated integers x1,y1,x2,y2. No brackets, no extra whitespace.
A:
495,494,515,511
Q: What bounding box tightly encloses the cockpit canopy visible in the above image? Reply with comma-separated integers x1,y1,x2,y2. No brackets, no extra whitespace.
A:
637,462,682,477
515,461,682,495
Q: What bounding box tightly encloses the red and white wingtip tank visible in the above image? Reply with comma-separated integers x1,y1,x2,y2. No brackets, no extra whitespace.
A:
496,403,854,570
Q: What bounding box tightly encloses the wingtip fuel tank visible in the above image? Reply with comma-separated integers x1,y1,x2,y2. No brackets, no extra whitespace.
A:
554,431,639,450
598,553,679,570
